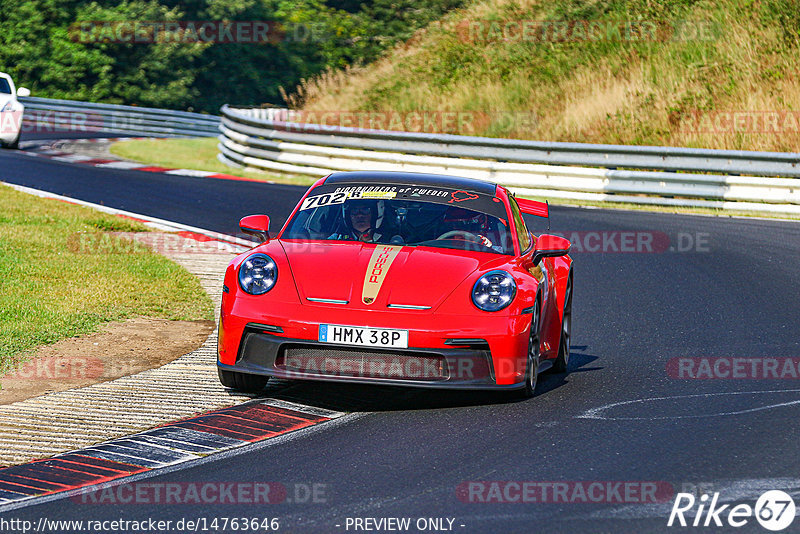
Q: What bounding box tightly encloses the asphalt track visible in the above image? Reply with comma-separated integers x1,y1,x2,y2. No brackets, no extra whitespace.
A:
2,133,800,533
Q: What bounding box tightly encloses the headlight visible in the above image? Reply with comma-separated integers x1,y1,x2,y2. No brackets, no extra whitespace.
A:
472,270,516,312
238,253,277,295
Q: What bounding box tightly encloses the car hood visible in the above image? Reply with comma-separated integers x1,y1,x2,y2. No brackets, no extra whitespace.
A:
280,240,502,311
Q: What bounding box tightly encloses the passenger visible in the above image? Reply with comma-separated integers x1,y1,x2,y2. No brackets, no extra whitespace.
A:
331,200,383,242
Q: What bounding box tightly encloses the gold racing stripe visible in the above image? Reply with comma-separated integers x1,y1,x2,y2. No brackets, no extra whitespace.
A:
362,245,403,305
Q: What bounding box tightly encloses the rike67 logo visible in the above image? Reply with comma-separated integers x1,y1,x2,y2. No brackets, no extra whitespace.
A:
668,490,796,531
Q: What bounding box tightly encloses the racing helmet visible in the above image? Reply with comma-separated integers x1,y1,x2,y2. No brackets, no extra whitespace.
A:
442,206,489,234
343,199,385,232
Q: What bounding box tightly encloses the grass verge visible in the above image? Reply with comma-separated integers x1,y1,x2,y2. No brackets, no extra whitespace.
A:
293,0,800,153
0,184,214,375
109,137,318,187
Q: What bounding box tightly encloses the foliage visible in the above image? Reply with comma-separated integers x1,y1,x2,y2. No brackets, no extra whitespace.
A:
296,0,800,152
0,0,464,112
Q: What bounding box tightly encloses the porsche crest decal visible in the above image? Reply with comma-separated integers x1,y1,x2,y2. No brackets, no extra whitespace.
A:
362,245,402,305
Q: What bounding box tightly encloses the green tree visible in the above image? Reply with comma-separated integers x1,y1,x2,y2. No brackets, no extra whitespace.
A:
0,0,207,108
0,0,465,111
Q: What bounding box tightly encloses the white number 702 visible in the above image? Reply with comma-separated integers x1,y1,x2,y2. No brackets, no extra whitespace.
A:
300,192,348,211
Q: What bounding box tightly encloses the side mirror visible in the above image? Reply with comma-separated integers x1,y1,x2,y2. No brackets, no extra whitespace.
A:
528,234,570,266
16,87,30,98
239,214,270,243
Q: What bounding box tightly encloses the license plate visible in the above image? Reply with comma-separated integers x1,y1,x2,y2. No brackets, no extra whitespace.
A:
318,324,409,349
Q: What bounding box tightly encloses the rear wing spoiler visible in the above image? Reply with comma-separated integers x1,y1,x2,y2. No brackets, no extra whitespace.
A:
516,198,549,218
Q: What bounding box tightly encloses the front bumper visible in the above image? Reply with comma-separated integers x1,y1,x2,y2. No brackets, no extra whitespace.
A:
0,130,20,144
0,110,22,143
218,291,534,387
218,325,527,390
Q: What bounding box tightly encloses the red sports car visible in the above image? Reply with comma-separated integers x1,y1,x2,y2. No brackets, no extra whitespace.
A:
217,171,572,397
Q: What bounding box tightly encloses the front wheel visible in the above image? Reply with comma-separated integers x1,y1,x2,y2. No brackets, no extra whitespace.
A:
218,368,269,392
2,132,21,150
513,293,541,399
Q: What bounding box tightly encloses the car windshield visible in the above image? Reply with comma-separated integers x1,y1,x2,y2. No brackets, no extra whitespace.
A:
0,78,11,94
282,186,514,255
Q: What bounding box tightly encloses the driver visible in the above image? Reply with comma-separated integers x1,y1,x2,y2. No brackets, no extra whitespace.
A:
441,206,494,249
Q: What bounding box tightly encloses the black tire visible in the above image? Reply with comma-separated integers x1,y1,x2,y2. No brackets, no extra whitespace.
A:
2,133,20,150
553,270,573,373
512,292,541,399
218,368,269,392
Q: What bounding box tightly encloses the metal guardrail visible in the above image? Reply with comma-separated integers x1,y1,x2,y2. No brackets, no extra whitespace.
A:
19,96,220,138
218,106,800,215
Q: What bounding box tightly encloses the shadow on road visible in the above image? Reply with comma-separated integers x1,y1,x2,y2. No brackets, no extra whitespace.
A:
257,347,601,413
